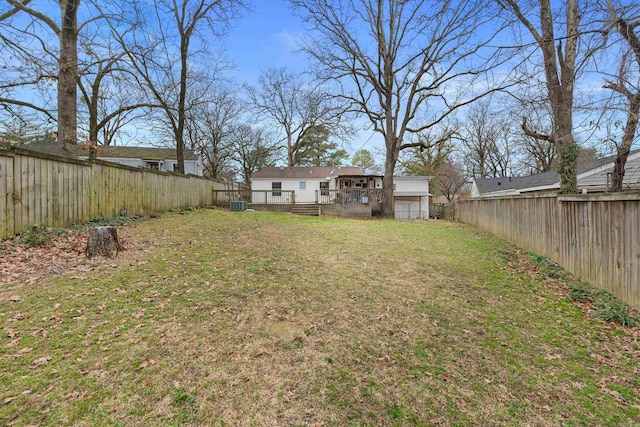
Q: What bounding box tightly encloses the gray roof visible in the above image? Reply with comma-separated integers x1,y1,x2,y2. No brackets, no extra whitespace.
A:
252,166,364,179
474,150,639,194
22,142,199,161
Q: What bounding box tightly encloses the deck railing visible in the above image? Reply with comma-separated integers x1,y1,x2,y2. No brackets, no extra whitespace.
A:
213,190,296,206
315,188,383,204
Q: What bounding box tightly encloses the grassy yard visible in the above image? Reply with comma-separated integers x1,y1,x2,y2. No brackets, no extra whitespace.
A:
1,210,639,426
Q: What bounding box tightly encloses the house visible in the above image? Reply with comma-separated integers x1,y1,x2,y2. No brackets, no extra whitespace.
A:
471,150,640,197
21,142,204,176
250,166,432,219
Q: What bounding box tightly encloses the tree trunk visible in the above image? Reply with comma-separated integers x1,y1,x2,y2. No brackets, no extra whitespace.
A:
611,98,639,192
85,226,123,258
382,144,397,219
58,0,80,148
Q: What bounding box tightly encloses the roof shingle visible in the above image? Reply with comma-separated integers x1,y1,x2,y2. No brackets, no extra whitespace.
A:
252,166,364,179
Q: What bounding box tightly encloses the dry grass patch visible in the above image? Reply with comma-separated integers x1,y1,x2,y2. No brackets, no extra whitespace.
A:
1,210,639,426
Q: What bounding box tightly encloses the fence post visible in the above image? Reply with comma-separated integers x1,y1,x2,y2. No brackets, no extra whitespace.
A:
315,189,318,204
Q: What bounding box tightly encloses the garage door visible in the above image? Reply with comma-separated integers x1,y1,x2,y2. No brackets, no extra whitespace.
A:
395,201,420,220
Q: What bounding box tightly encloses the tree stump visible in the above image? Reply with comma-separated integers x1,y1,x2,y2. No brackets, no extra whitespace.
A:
85,226,123,258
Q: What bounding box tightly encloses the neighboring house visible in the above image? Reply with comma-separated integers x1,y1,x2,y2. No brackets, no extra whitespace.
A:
251,166,364,203
250,166,432,219
22,142,204,176
471,150,640,197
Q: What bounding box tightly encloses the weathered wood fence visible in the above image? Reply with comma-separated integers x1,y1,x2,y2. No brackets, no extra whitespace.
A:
457,194,640,309
0,147,243,239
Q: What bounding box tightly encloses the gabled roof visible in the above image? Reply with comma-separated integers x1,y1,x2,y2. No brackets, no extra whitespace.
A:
252,166,364,179
474,149,640,195
474,171,558,194
22,142,199,161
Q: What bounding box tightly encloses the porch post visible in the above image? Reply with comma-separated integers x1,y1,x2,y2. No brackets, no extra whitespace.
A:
292,191,296,205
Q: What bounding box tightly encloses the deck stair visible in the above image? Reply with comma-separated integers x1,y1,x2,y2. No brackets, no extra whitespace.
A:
291,204,320,216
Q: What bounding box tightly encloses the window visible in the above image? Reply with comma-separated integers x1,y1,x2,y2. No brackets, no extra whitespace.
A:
146,161,159,170
299,181,306,190
172,164,179,172
272,181,282,196
320,181,329,196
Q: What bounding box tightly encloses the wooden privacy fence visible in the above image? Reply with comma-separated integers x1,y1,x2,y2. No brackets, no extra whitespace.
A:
457,194,640,309
0,147,243,239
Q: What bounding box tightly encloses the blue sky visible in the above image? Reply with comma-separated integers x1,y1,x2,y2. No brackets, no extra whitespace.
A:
226,1,307,85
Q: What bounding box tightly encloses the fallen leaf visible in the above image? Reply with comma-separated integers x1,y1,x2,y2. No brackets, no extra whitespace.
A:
32,356,52,366
16,347,33,355
139,358,156,369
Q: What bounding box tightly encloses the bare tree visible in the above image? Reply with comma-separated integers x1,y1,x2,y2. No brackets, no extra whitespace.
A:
246,67,348,167
462,101,515,178
113,0,244,173
229,124,279,185
0,107,53,145
77,32,156,158
499,0,585,193
291,0,506,217
601,0,640,191
401,128,456,177
438,161,467,203
511,106,557,174
184,85,240,178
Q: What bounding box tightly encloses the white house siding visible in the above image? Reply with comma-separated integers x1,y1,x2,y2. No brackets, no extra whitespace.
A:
163,160,202,175
394,176,430,193
78,156,203,176
579,157,640,191
251,178,331,203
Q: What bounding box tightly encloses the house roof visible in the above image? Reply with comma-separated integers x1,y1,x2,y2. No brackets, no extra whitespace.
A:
22,142,199,161
252,166,364,179
474,150,640,195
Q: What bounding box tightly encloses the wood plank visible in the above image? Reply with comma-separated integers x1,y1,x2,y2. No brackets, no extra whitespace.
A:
46,159,53,226
13,154,23,232
0,156,8,238
6,155,14,238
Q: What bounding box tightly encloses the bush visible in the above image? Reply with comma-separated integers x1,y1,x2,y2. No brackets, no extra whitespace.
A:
17,225,52,248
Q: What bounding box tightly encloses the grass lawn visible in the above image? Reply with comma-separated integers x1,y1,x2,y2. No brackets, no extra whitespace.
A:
1,209,639,426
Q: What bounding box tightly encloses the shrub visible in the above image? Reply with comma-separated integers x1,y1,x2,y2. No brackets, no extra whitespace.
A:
17,225,52,248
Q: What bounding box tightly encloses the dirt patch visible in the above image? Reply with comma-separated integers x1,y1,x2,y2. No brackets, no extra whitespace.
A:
268,321,306,340
0,221,153,288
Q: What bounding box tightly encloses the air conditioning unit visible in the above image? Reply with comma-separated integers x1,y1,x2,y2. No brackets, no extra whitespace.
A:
229,201,247,211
